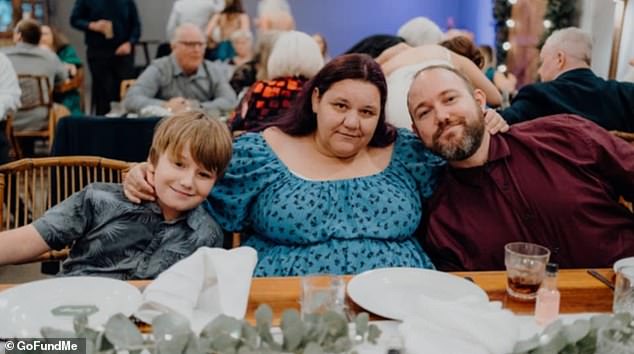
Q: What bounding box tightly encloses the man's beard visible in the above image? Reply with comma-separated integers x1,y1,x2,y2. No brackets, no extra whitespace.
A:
431,111,485,161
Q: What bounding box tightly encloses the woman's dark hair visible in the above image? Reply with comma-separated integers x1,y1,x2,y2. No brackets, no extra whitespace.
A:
440,36,484,69
344,34,406,59
49,26,70,52
269,53,396,147
223,0,245,14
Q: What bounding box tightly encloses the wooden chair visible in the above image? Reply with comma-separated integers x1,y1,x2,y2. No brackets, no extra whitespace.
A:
12,75,57,158
0,156,131,263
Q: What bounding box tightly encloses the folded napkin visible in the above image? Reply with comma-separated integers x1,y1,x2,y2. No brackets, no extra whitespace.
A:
399,294,519,354
135,246,257,333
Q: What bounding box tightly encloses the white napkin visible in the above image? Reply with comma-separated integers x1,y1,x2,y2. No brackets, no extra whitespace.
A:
135,246,257,333
398,294,519,354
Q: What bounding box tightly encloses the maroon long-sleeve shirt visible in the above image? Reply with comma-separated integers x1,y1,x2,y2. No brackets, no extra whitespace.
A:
424,114,634,271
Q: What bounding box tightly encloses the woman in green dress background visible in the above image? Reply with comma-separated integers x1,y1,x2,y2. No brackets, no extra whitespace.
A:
40,25,83,116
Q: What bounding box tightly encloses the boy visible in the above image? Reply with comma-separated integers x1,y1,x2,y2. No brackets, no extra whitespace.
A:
0,112,233,279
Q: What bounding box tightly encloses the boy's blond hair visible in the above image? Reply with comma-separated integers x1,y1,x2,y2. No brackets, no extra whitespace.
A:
149,112,233,176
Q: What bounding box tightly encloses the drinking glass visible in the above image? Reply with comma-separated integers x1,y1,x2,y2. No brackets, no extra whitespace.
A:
300,274,345,319
613,265,634,314
504,242,550,300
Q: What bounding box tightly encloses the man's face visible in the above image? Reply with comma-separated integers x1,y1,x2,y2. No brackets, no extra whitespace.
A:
171,27,205,75
537,43,560,82
408,68,486,161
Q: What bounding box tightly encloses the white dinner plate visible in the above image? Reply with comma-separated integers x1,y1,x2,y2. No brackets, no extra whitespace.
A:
614,257,634,272
0,276,142,337
347,267,488,320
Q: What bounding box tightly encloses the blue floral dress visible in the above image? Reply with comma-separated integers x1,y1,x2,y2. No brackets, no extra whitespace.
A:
207,129,445,276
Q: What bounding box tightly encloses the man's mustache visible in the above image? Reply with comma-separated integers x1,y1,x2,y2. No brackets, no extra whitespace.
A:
433,117,466,141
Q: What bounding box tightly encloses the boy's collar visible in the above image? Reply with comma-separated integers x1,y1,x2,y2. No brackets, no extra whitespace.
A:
145,201,206,229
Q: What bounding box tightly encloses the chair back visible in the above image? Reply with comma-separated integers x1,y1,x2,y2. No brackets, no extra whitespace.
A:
17,74,53,111
0,156,130,231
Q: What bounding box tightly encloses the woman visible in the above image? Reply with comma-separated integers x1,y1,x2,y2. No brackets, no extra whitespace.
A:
206,0,250,61
39,25,83,116
229,30,323,132
124,54,507,276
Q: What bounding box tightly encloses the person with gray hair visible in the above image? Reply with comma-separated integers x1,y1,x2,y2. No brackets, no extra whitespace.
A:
123,23,236,117
397,17,443,47
500,27,634,132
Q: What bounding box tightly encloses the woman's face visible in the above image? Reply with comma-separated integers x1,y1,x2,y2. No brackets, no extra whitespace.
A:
40,25,53,49
311,79,381,159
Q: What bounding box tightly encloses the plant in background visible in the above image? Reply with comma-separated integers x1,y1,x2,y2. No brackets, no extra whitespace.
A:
36,304,382,354
493,0,513,67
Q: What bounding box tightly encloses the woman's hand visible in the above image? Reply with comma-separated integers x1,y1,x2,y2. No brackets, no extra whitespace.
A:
123,162,156,203
484,109,509,135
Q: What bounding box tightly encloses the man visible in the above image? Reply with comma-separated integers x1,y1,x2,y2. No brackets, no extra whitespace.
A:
500,27,634,132
407,64,634,271
123,23,236,116
71,0,141,115
0,53,21,163
2,19,67,132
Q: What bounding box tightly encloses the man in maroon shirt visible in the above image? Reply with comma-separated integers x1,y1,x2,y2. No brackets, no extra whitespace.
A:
407,65,634,271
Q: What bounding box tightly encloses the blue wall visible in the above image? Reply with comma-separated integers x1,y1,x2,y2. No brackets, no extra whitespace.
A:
245,0,495,56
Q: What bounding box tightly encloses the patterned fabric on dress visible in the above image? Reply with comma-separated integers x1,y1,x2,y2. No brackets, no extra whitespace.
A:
33,183,223,279
228,76,306,132
207,129,445,276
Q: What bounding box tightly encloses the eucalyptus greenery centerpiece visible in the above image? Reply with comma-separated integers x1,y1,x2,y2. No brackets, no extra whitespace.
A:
37,305,381,354
512,312,634,354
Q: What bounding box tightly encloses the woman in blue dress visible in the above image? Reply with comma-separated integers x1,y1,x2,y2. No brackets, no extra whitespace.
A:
124,54,505,276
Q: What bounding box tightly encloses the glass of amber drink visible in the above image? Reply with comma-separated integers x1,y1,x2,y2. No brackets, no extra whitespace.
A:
504,242,551,300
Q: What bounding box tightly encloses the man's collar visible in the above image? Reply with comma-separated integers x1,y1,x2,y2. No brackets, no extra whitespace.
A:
554,67,593,80
169,55,205,78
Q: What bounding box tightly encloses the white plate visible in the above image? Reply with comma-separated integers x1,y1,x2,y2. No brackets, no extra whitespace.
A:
347,267,488,321
0,276,142,337
614,257,634,272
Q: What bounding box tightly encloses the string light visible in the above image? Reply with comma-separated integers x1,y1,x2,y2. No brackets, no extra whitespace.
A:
543,19,553,29
508,0,517,4
505,19,516,28
502,41,512,51
497,64,508,73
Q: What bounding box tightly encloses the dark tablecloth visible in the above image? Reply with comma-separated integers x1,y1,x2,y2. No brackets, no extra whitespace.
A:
51,116,162,162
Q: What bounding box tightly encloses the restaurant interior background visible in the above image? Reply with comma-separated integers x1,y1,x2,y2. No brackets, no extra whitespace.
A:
0,0,632,281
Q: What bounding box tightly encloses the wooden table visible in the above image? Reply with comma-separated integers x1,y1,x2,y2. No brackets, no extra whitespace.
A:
0,269,615,324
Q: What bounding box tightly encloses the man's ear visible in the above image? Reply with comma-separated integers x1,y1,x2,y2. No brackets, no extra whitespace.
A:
473,88,487,110
556,51,566,69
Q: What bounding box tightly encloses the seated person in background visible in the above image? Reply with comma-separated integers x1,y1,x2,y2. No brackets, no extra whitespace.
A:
255,0,295,32
312,33,330,63
228,30,281,95
1,19,67,132
229,29,254,67
0,112,232,279
378,38,502,130
407,65,634,271
500,27,634,132
205,0,250,62
124,54,509,277
479,44,517,102
228,30,323,132
124,23,237,117
166,0,225,41
40,25,83,116
0,53,21,164
344,34,405,59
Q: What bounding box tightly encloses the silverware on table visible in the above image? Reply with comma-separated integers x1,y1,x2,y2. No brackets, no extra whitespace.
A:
587,269,615,290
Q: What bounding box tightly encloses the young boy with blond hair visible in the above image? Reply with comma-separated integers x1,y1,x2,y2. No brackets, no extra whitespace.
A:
0,112,233,279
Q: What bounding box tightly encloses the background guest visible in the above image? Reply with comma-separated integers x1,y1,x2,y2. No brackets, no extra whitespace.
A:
228,30,280,95
39,25,83,116
500,27,634,132
70,0,141,115
123,23,236,116
166,0,225,41
205,0,250,61
0,53,21,164
228,30,323,132
229,29,254,67
2,19,67,133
